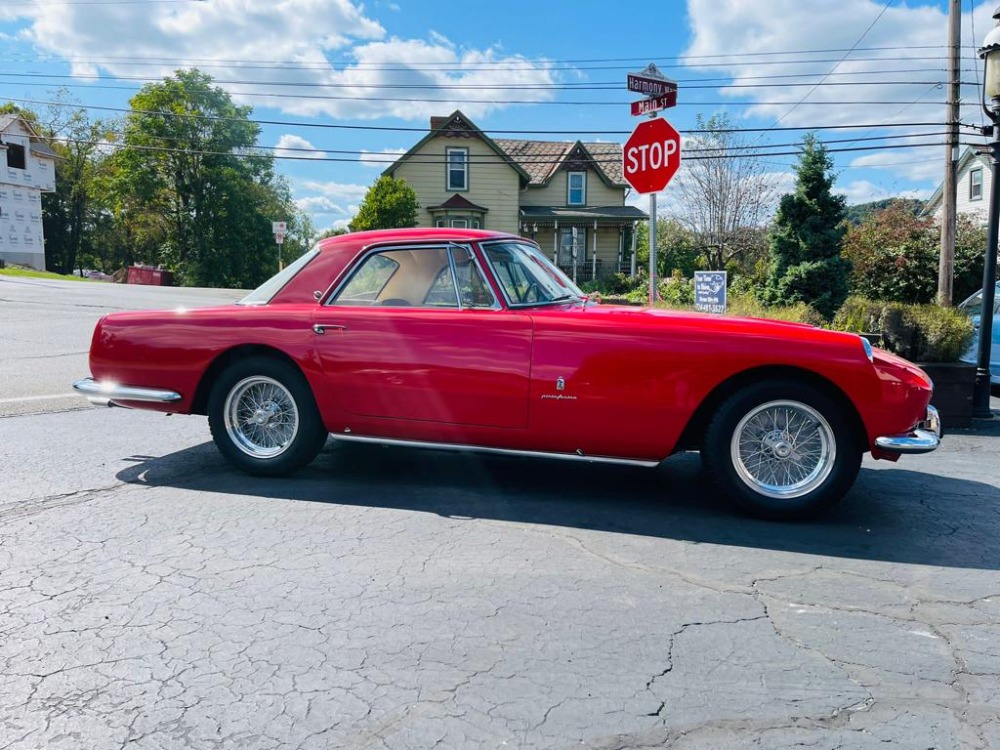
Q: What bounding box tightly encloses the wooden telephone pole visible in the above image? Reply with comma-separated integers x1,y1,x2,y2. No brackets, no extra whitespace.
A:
938,0,961,306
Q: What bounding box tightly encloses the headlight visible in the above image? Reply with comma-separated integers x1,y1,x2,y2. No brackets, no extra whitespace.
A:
860,336,874,363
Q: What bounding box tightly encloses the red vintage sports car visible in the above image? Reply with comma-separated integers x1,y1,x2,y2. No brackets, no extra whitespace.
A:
74,228,940,519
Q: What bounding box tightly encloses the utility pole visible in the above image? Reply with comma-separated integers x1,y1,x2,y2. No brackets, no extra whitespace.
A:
938,0,960,306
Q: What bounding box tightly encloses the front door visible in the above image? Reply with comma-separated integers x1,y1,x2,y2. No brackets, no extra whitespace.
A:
312,244,532,429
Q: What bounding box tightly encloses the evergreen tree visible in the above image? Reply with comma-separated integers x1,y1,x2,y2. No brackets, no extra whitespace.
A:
766,134,851,319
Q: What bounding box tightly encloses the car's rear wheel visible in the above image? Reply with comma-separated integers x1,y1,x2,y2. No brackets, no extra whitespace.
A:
208,356,327,476
702,380,861,520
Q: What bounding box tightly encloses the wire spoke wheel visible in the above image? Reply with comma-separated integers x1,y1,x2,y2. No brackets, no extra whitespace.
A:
224,375,300,459
730,400,836,500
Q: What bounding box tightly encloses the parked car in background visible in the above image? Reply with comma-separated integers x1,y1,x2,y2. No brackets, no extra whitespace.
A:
74,228,941,520
958,282,1000,386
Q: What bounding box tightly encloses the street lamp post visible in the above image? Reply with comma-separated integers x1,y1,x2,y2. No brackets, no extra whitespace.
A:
973,9,1000,418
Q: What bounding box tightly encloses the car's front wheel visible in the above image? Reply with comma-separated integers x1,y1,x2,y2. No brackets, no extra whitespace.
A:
208,356,327,476
702,380,862,520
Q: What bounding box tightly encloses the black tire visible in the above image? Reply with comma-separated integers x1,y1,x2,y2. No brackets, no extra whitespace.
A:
701,380,862,520
207,355,327,476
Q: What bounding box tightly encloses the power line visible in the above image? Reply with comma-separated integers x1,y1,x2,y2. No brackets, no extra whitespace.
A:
56,128,947,160
761,0,897,134
0,70,975,91
50,135,949,164
4,96,961,135
0,45,958,69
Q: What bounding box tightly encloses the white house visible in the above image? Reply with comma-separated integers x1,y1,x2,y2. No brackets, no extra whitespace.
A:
923,146,991,225
0,115,57,270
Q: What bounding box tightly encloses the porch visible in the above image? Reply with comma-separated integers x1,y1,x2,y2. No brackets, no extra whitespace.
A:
518,205,648,284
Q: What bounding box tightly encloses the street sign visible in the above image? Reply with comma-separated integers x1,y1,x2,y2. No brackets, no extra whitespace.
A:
627,63,677,97
631,91,677,117
694,271,727,314
622,118,682,194
271,221,287,234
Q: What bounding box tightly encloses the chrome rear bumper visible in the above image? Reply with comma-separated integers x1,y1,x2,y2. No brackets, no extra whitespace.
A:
73,377,182,406
874,405,941,454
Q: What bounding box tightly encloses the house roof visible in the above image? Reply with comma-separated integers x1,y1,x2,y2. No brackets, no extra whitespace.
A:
494,139,625,188
0,114,40,138
383,110,532,184
923,146,990,215
383,110,626,189
519,205,648,222
427,193,490,212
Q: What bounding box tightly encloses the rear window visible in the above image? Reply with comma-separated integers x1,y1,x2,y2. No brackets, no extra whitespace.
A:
237,248,319,305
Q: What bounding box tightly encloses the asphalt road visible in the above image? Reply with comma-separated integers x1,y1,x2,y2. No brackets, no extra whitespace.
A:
1,278,999,749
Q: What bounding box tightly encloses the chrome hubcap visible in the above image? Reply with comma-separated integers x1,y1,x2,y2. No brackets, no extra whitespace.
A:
731,400,835,499
224,376,299,459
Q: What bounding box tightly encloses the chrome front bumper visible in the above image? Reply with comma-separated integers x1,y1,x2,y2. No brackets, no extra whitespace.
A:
73,377,182,406
874,405,941,454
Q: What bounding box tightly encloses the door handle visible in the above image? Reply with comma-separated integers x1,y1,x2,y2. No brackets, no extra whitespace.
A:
313,323,346,335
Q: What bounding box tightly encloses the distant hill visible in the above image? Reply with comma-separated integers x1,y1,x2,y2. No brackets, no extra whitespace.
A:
844,198,925,225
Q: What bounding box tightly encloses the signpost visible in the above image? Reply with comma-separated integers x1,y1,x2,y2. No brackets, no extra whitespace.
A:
272,221,287,270
694,271,728,314
622,117,682,304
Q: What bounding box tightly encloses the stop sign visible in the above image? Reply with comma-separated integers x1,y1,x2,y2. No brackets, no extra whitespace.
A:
622,117,681,194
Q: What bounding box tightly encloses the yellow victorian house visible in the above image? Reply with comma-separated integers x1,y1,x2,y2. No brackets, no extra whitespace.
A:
382,111,648,282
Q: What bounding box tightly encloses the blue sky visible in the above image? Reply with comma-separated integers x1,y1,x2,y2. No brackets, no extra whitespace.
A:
0,0,993,233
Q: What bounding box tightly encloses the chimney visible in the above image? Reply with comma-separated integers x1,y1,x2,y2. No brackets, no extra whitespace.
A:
430,116,447,131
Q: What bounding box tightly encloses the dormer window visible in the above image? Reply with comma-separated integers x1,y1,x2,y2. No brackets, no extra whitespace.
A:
567,171,586,206
446,147,468,191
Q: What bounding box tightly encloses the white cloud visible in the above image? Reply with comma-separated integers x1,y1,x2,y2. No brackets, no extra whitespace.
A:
359,147,406,167
15,0,556,121
836,179,933,205
684,0,993,129
301,180,369,201
275,134,327,159
296,196,349,215
848,149,949,182
296,180,368,225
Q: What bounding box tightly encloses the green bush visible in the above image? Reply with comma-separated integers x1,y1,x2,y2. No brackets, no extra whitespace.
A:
832,296,974,362
727,295,826,326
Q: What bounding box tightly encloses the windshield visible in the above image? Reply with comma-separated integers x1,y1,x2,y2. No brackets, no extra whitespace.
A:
237,247,320,305
480,240,586,307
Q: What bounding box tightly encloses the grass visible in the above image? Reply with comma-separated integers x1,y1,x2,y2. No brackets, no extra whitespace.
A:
0,266,91,281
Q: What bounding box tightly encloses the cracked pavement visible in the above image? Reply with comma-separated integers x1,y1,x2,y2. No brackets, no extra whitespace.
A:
1,278,999,749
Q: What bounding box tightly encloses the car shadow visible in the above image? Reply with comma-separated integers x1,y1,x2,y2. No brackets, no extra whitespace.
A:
116,440,1000,571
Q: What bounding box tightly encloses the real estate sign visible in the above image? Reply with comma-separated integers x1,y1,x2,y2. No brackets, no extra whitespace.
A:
694,271,727,314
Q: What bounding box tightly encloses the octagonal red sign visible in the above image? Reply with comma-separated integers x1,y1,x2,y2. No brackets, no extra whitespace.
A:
622,117,681,194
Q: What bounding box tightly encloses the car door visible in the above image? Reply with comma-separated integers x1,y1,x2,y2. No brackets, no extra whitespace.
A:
312,243,532,428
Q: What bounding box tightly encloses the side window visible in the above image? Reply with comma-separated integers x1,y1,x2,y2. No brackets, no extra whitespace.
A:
423,265,459,307
970,168,983,201
331,254,398,305
6,143,26,170
331,246,457,308
451,247,496,308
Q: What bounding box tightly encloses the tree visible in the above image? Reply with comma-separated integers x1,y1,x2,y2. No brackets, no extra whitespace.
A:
667,113,781,272
634,218,701,278
765,134,851,319
842,202,985,304
349,176,419,232
112,69,303,287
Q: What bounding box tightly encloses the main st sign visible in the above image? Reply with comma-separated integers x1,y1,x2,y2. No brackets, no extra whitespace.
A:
622,117,681,194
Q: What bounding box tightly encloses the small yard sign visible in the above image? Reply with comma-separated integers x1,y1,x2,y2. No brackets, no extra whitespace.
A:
694,271,727,314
